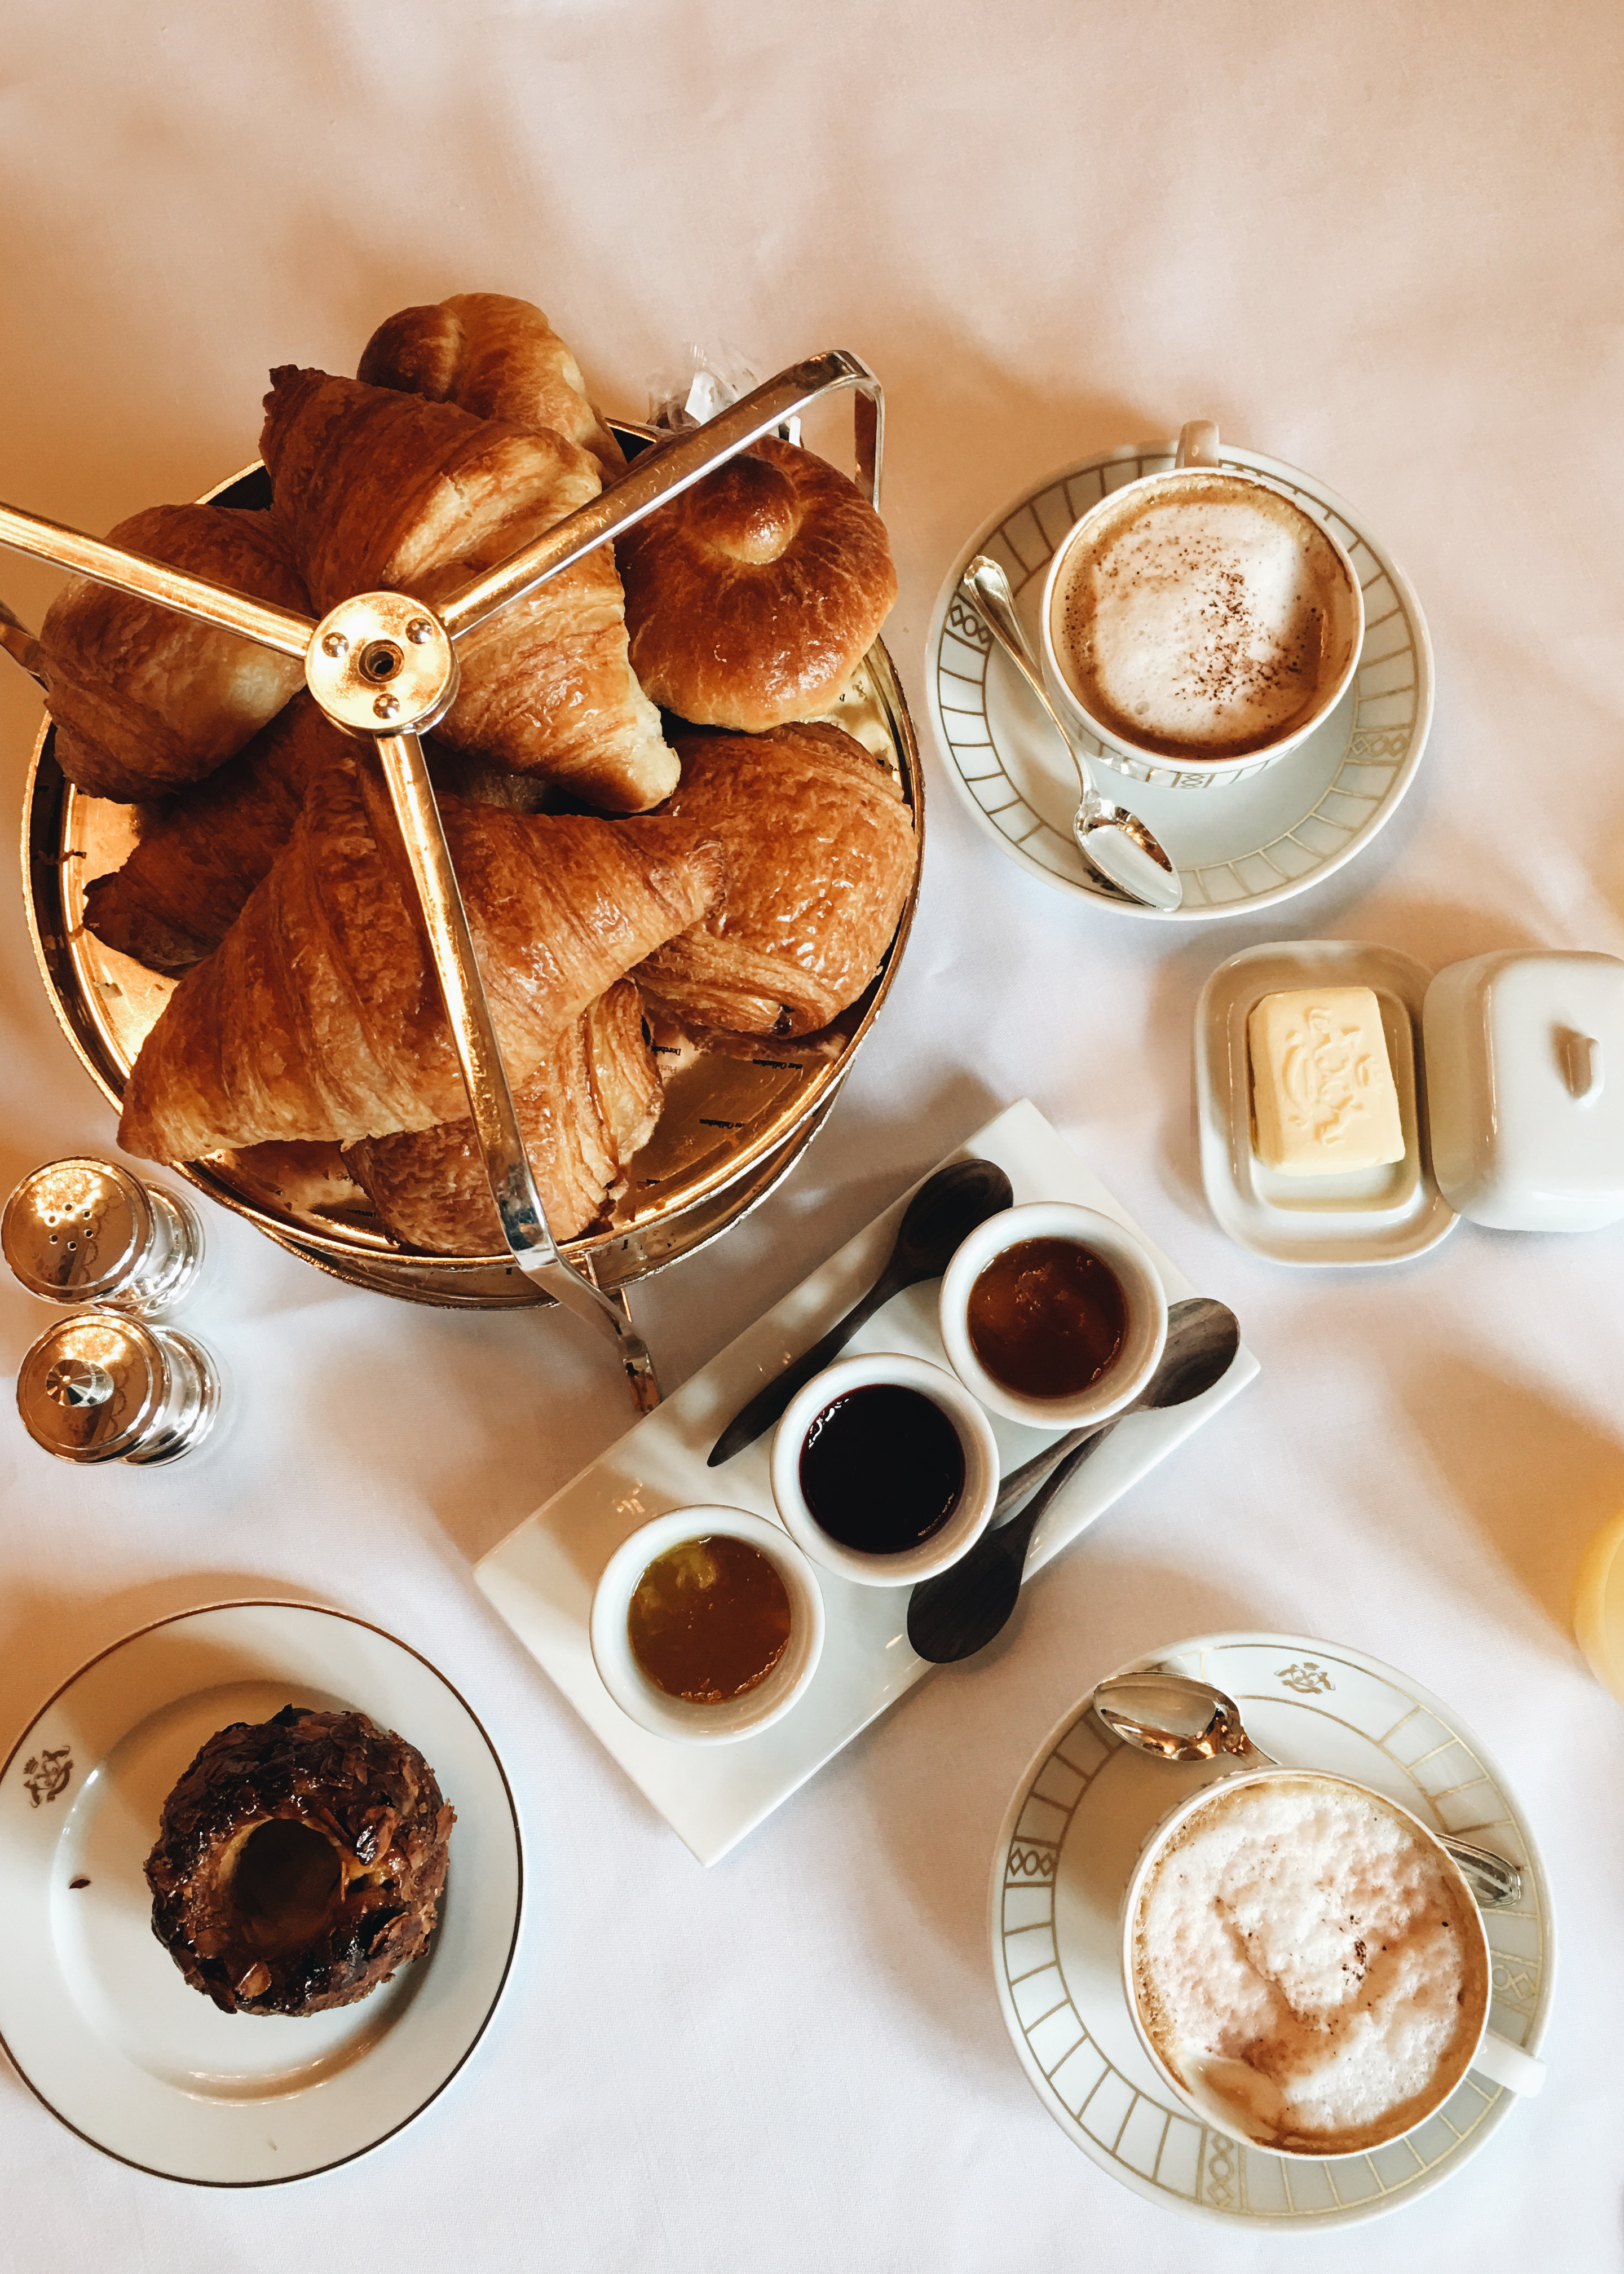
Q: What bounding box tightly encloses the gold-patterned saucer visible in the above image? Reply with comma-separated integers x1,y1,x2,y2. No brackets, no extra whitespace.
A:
991,1632,1551,2228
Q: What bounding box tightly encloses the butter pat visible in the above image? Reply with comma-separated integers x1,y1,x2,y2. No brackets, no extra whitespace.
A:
1248,986,1405,1175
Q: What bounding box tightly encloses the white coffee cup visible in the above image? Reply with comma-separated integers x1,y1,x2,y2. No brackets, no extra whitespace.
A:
1120,1766,1545,2158
1039,422,1365,791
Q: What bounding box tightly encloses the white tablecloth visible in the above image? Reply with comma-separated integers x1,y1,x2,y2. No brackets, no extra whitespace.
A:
3,5,1622,2265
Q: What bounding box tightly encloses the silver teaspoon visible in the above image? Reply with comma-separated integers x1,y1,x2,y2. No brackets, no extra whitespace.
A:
1092,1669,1524,1909
961,556,1182,913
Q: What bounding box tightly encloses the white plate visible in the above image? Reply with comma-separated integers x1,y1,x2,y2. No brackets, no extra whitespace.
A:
1195,939,1459,1264
0,1602,522,2185
476,1100,1259,1865
926,442,1433,919
991,1632,1553,2230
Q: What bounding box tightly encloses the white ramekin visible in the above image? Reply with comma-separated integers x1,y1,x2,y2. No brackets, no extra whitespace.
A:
769,1351,1000,1588
938,1201,1167,1428
589,1505,824,1744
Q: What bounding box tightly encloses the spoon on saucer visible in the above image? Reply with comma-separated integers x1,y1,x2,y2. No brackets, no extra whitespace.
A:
960,556,1182,913
1092,1669,1524,1909
906,1296,1239,1663
707,1156,1013,1465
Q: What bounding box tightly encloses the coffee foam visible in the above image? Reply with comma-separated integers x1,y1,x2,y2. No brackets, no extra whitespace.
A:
1056,473,1356,761
1131,1777,1486,2154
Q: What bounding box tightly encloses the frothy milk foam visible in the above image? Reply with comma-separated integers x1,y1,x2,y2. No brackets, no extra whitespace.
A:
1056,472,1356,761
1131,1776,1486,2154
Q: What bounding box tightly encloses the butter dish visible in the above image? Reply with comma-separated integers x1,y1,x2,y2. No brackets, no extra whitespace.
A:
1196,941,1454,1265
1197,940,1624,1264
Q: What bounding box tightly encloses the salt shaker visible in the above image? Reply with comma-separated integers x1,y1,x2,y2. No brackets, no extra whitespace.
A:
2,1157,204,1315
15,1312,221,1466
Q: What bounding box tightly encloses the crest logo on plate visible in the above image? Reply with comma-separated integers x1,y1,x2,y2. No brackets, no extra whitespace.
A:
1274,1659,1334,1694
22,1747,73,1807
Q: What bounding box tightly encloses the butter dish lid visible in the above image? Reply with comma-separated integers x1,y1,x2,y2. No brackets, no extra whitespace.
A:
1422,950,1624,1232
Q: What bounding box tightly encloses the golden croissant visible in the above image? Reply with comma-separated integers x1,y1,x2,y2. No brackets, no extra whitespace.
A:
118,752,722,1164
359,292,626,479
82,699,547,979
636,721,916,1036
346,980,661,1251
83,697,345,976
260,367,676,812
37,505,311,801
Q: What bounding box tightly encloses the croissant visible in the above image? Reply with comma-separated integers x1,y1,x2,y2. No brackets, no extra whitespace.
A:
117,752,722,1164
636,721,915,1036
36,505,311,801
218,1139,368,1218
82,697,343,975
81,699,538,978
358,293,625,479
261,367,675,812
617,439,897,733
345,980,660,1251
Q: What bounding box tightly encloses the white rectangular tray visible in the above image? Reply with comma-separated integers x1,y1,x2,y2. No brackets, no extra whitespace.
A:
475,1099,1259,1862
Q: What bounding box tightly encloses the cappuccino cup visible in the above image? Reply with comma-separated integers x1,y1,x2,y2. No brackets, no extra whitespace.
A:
1040,423,1364,790
1121,1768,1544,2159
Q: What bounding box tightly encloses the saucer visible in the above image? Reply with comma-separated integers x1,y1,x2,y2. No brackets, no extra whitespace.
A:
926,443,1433,920
0,1601,522,2184
990,1632,1552,2229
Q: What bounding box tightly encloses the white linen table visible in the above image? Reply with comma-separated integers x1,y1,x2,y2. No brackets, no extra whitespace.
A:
2,3,1622,2266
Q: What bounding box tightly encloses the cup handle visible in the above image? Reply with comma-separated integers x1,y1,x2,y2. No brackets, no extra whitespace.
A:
1472,2028,1546,2097
1176,420,1220,469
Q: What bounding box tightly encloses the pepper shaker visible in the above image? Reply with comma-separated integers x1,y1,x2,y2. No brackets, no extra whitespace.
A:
2,1157,204,1315
15,1312,221,1466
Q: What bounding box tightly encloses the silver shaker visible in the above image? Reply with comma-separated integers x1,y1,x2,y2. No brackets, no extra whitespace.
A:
2,1157,203,1315
15,1312,221,1466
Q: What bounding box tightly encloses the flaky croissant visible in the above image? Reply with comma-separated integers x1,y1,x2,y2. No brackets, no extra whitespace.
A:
82,697,344,976
358,292,625,479
118,752,721,1164
37,505,311,801
261,367,675,812
81,698,543,979
617,438,897,733
635,721,915,1036
345,980,660,1252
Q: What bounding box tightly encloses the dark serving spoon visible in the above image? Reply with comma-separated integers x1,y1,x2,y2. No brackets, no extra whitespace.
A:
707,1157,1014,1466
906,1296,1241,1664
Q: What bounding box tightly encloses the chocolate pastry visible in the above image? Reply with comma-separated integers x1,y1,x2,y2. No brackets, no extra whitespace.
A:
144,1704,454,2016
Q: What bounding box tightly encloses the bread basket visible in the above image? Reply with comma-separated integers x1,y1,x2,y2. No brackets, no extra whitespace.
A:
11,360,921,1338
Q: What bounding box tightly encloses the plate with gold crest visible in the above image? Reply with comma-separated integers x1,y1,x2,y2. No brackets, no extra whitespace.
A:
928,442,1432,920
0,1600,521,2185
991,1632,1551,2228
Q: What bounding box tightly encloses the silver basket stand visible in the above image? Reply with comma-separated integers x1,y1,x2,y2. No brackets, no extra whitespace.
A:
0,349,886,1411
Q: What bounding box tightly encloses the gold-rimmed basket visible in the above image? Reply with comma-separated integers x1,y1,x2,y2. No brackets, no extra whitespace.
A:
21,440,921,1309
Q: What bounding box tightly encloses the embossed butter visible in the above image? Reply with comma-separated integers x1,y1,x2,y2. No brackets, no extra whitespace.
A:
1248,986,1405,1175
